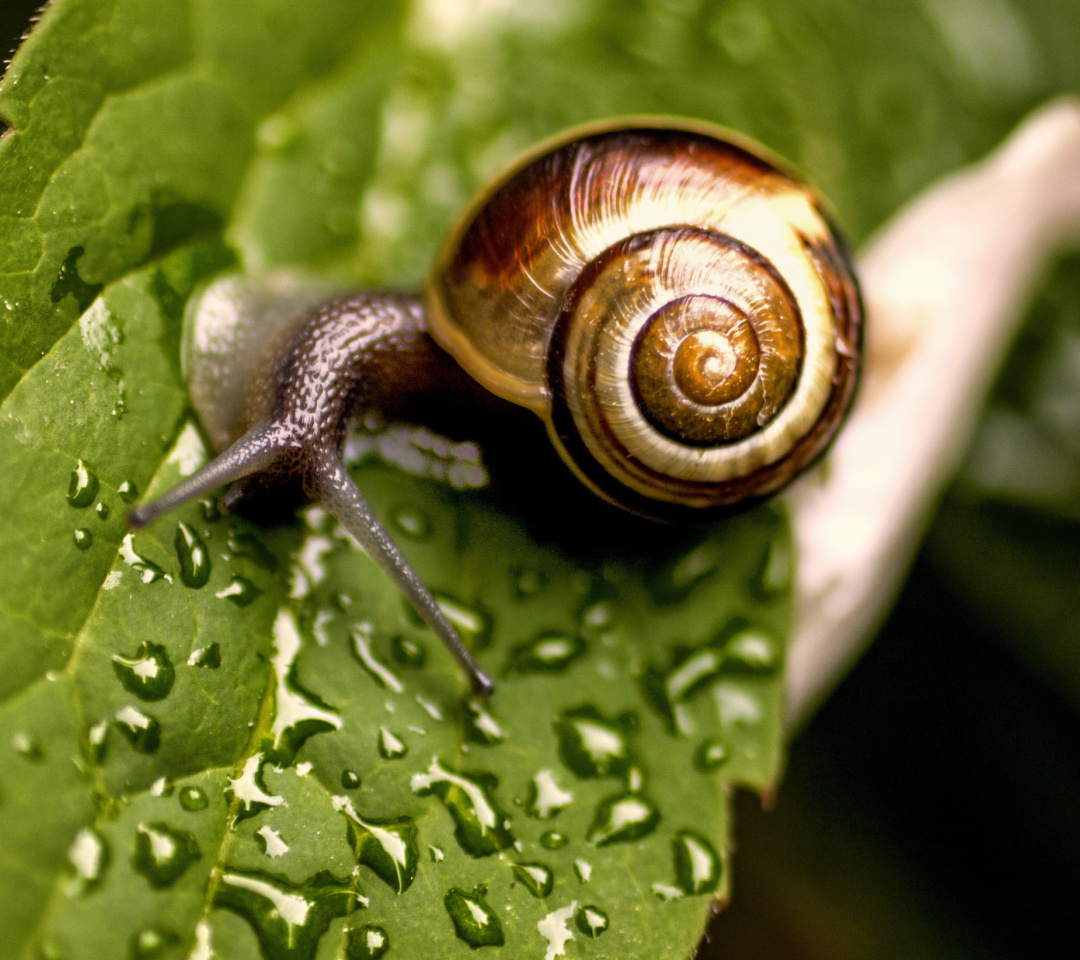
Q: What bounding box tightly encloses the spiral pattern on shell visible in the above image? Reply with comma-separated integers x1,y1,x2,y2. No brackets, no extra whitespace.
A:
427,121,862,515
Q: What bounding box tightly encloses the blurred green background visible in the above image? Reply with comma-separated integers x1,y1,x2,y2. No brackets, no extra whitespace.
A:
4,0,1077,957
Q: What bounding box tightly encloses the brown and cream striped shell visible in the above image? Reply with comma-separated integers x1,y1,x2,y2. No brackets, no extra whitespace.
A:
425,119,862,516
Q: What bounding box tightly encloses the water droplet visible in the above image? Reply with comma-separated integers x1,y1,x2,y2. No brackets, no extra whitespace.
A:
333,795,419,893
508,632,586,674
444,886,504,948
346,924,390,960
73,528,93,550
574,859,592,883
391,505,430,539
377,726,408,760
117,480,138,504
86,721,108,763
66,827,108,894
527,770,573,819
119,534,169,584
256,825,289,859
187,643,221,669
112,642,174,700
228,754,285,818
656,539,721,602
93,502,109,521
178,786,208,811
672,830,722,895
131,927,179,958
214,870,358,960
555,707,631,779
174,522,211,588
580,601,614,632
390,634,426,668
270,610,342,759
587,793,660,846
67,459,99,507
695,739,729,771
352,624,404,692
464,700,505,745
538,903,577,960
114,706,162,753
150,776,172,797
754,537,792,597
651,882,684,901
575,905,608,938
133,822,201,888
228,531,279,571
406,594,491,650
723,628,778,673
539,831,568,850
341,769,361,790
216,575,263,607
511,861,554,898
513,567,546,598
430,845,445,862
11,730,43,760
411,757,514,857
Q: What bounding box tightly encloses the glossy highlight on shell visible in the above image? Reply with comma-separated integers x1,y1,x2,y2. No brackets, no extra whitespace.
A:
427,121,861,514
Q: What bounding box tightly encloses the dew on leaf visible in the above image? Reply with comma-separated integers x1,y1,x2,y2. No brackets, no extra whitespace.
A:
507,632,585,674
149,776,172,797
415,694,444,720
112,642,175,700
391,505,430,539
539,831,569,850
406,594,491,650
672,829,722,895
537,902,577,960
119,534,170,584
270,610,341,758
352,624,404,692
378,726,408,759
333,795,419,893
574,860,592,883
188,643,221,669
753,537,792,597
714,682,762,727
651,883,684,901
114,705,162,753
67,459,99,507
579,601,614,632
723,628,778,673
133,821,201,888
444,885,504,948
575,905,608,938
555,706,631,779
345,924,390,960
95,502,109,520
654,539,720,602
513,567,546,598
430,845,445,862
11,730,42,760
216,575,263,607
214,870,358,960
66,827,108,895
695,739,729,771
228,531,279,571
526,770,573,819
73,528,93,550
512,861,554,898
174,522,211,588
390,634,425,668
85,721,108,763
257,825,289,859
411,757,514,857
228,754,285,818
464,699,505,745
131,927,179,958
178,785,209,811
587,793,660,846
341,769,361,790
117,480,138,504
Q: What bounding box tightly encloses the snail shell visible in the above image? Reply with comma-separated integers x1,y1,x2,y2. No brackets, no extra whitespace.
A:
427,119,861,516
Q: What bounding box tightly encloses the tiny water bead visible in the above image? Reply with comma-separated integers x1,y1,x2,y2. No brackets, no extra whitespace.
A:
694,739,729,771
11,731,43,760
66,827,108,894
507,632,586,674
67,459,99,507
133,821,201,888
119,534,169,584
95,502,109,520
554,706,632,779
353,626,405,692
753,534,792,598
256,825,289,859
411,758,514,857
723,628,779,673
512,567,547,598
444,886,505,948
85,721,108,763
117,480,138,504
187,643,221,669
113,705,162,753
391,505,430,539
575,905,609,938
579,601,614,634
671,830,722,895
539,831,569,850
178,785,209,811
653,539,721,602
405,593,491,650
511,861,554,898
73,528,93,550
112,642,175,700
526,770,573,820
574,860,592,884
131,927,179,959
464,700,505,745
215,575,263,607
378,726,408,760
587,793,661,846
175,522,211,588
334,796,419,893
345,924,390,960
340,769,361,790
390,634,425,667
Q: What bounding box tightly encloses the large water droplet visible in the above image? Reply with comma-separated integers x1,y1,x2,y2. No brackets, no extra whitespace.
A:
178,785,208,811
133,821,201,888
346,924,390,960
131,927,179,958
67,459,99,507
411,758,514,857
112,643,174,701
377,726,408,760
508,632,586,674
340,769,361,790
555,707,631,779
174,522,211,588
216,575,263,607
526,770,573,820
540,831,569,850
538,903,577,960
587,793,660,846
333,796,419,893
512,861,554,898
114,706,162,753
73,528,93,550
214,870,359,960
575,905,608,938
464,700,505,745
444,886,504,948
672,830,722,895
66,827,108,895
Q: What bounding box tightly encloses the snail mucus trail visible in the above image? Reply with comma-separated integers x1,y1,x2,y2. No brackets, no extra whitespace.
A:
130,120,863,697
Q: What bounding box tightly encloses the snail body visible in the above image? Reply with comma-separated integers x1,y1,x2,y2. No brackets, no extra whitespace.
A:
131,119,863,694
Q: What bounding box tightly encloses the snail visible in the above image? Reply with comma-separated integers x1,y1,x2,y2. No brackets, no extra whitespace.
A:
129,118,863,697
